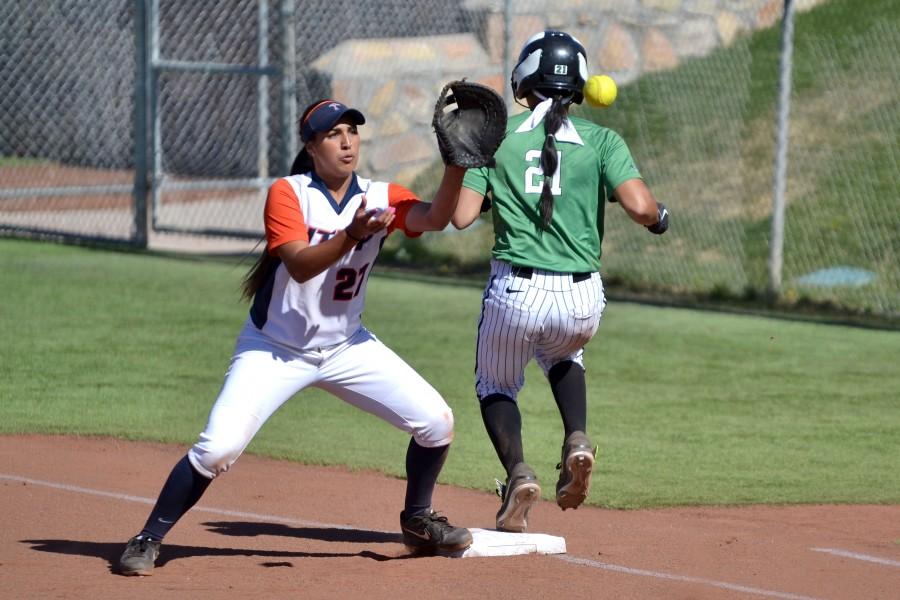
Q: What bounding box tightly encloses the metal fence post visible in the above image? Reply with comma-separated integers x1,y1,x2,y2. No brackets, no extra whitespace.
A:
281,0,297,175
257,0,270,180
768,0,796,296
503,0,512,107
149,0,162,231
133,0,149,248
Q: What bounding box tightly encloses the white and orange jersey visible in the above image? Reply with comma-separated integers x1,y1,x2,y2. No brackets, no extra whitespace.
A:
248,171,422,350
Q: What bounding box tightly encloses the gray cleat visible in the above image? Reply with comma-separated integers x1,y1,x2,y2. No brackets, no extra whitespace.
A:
119,535,161,576
555,431,596,510
495,462,541,532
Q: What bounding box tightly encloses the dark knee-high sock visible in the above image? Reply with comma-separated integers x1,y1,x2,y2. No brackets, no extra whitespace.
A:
403,439,449,517
549,361,587,437
480,393,524,475
139,454,212,541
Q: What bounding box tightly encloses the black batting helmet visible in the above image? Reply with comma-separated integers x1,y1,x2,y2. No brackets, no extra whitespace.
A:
511,30,588,104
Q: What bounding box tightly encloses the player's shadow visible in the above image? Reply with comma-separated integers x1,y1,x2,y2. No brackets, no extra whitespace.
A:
22,535,414,574
202,520,401,544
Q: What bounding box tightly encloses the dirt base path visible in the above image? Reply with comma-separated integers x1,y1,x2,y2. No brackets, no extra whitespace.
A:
2,435,898,599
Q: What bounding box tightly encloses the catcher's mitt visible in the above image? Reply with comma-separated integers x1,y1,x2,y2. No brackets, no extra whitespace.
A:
433,80,507,168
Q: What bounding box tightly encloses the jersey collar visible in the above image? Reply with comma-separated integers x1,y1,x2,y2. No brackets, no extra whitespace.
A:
308,171,364,214
514,98,585,146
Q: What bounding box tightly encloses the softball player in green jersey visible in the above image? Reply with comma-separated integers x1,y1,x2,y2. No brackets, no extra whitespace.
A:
452,30,669,533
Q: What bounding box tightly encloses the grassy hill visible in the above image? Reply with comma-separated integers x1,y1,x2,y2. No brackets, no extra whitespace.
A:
405,0,899,320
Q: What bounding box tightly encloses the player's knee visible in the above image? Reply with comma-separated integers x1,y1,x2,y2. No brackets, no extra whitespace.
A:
415,408,455,447
479,392,516,407
476,385,520,404
188,442,242,478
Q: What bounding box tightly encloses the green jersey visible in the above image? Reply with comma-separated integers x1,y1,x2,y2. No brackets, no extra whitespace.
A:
463,110,641,273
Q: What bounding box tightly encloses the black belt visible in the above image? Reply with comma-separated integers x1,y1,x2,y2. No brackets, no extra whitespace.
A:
511,266,593,283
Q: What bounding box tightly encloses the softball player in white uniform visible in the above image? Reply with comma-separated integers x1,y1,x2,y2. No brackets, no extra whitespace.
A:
452,30,670,533
119,99,471,575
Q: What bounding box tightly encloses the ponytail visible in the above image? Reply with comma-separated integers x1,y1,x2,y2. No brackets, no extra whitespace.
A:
242,107,320,301
289,147,313,175
539,95,568,229
241,144,314,301
240,247,279,302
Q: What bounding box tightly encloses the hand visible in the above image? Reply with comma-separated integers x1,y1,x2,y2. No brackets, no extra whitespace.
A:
646,202,669,235
345,197,395,242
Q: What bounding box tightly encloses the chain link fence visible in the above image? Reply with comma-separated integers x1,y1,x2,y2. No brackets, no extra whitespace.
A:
1,0,897,319
779,21,899,316
591,4,898,318
0,1,138,243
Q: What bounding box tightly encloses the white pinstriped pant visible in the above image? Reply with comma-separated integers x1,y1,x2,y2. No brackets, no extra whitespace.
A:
475,259,606,401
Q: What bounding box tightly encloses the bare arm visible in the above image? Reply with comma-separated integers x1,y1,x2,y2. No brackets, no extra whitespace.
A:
275,199,395,283
451,186,487,229
404,165,467,232
613,178,661,226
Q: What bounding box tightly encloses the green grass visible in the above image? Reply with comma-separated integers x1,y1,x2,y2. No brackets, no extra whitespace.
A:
0,155,47,167
2,238,899,508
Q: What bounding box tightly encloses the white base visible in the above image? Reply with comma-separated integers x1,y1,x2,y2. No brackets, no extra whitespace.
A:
456,528,566,558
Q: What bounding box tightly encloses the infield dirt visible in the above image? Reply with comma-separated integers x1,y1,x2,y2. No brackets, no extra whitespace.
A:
2,435,898,599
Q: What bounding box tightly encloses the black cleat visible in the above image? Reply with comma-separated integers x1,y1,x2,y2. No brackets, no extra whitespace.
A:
400,510,473,553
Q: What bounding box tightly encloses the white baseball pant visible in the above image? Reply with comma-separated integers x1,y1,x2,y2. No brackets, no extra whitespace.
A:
188,324,454,478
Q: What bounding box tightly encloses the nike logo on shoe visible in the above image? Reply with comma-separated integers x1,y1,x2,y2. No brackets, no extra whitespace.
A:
403,528,431,541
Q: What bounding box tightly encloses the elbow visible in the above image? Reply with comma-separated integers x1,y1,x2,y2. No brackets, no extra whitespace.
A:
430,214,452,231
417,210,451,232
285,265,313,284
450,212,477,230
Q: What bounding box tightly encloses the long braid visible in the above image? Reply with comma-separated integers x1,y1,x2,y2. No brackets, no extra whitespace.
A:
539,96,568,228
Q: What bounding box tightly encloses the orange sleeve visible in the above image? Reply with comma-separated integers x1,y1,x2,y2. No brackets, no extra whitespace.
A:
387,182,423,238
265,179,308,254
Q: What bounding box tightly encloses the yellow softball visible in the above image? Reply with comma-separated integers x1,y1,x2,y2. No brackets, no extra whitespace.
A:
583,75,617,108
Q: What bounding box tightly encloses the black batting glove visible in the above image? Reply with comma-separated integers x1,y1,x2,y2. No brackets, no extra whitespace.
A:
646,202,669,235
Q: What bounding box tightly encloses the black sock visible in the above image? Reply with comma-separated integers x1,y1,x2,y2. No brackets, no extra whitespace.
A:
403,439,448,517
549,361,587,437
139,454,212,541
480,393,524,475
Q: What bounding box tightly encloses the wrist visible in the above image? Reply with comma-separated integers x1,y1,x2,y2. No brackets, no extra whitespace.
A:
646,202,669,235
345,227,363,242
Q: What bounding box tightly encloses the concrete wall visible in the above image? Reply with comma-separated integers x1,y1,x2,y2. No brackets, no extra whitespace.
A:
317,0,828,185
